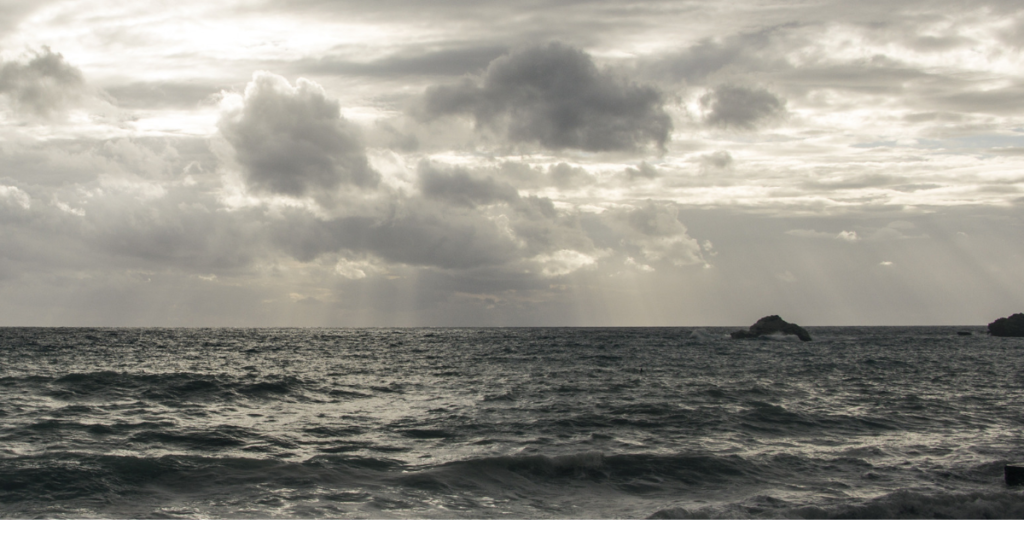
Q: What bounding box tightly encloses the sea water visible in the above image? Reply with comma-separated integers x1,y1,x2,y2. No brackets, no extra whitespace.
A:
1,326,1023,519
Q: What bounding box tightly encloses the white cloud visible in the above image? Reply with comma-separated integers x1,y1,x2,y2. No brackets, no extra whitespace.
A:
531,249,598,277
335,258,376,280
836,230,859,242
51,196,84,216
0,184,31,209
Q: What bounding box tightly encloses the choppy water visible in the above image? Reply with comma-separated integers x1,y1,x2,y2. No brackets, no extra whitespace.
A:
1,326,1023,519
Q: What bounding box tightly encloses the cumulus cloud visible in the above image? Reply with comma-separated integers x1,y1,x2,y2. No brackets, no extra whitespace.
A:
419,42,672,152
218,71,379,198
701,84,786,129
0,47,86,118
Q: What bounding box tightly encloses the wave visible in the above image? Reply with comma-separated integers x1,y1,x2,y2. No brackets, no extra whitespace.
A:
648,489,1024,519
2,449,1021,519
2,371,329,403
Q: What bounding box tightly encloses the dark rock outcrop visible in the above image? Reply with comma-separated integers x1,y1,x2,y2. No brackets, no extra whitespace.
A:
988,313,1024,337
731,315,812,342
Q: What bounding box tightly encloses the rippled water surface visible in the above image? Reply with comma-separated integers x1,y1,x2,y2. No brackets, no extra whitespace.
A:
1,326,1023,519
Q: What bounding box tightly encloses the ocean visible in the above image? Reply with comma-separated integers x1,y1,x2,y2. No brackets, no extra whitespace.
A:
1,326,1023,519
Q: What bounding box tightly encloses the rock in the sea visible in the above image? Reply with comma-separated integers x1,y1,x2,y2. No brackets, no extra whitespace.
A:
988,313,1024,337
731,315,812,342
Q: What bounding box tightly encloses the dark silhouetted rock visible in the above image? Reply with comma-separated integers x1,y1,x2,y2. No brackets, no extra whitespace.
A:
1006,464,1024,486
988,313,1024,337
957,331,972,336
731,315,812,342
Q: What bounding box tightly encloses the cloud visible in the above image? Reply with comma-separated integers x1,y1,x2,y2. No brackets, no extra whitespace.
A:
0,47,86,118
646,28,783,84
417,160,520,208
0,185,31,210
836,230,859,242
268,207,524,271
624,161,659,180
623,203,705,266
218,71,379,198
419,42,672,152
802,174,900,190
786,229,860,241
496,161,597,189
699,150,734,169
302,44,510,78
530,249,598,277
585,202,706,268
105,81,220,109
701,84,786,129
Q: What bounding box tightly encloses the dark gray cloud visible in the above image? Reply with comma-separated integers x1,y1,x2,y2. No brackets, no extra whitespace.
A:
419,42,672,151
418,161,520,207
701,84,786,129
0,48,86,118
218,71,379,197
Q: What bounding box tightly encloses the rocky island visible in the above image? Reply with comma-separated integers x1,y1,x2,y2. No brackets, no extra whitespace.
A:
731,315,812,342
988,313,1024,337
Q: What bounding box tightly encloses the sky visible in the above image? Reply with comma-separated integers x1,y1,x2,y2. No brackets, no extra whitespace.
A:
0,0,1022,327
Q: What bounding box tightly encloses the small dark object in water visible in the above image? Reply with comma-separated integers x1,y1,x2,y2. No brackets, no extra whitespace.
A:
731,315,812,342
957,331,972,336
988,313,1024,337
1006,464,1024,486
